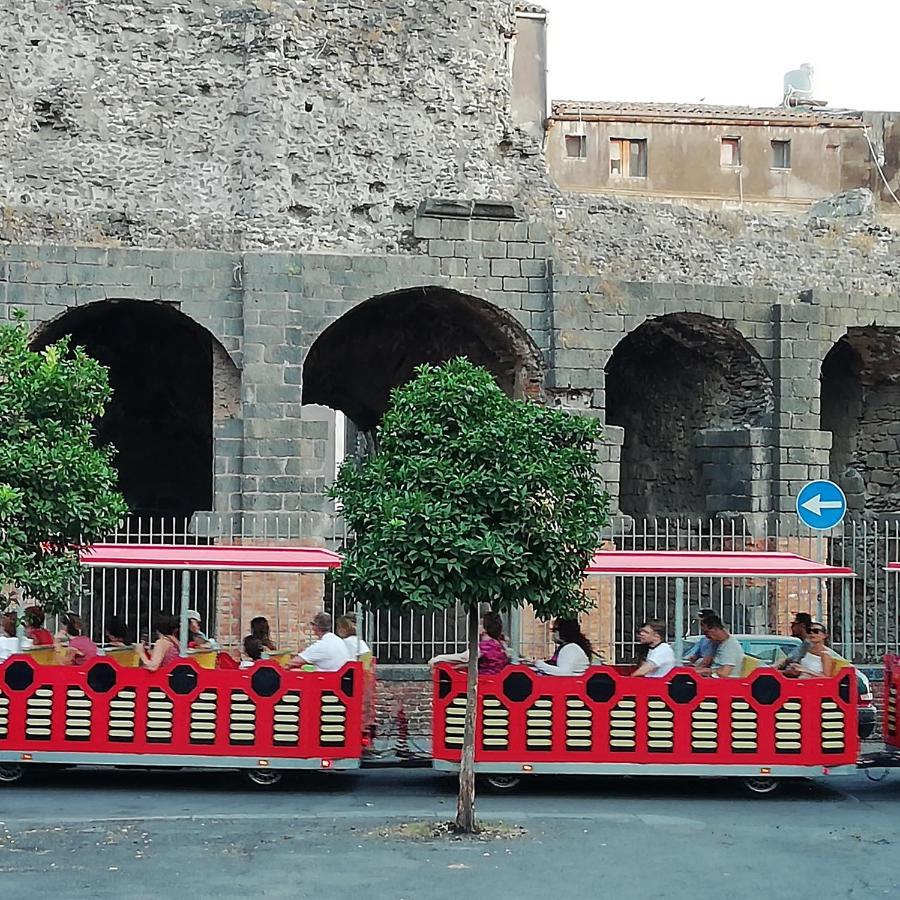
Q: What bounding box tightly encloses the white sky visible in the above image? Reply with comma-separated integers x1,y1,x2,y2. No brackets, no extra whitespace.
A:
539,0,900,111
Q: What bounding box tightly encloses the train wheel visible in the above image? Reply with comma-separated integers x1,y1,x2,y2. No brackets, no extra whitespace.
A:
742,777,780,796
241,768,284,789
0,763,25,785
485,774,522,793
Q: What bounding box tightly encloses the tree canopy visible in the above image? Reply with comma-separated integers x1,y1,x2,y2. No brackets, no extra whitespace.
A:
331,358,610,617
0,313,127,612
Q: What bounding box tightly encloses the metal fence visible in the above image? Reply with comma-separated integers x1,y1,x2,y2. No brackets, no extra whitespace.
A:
70,513,900,666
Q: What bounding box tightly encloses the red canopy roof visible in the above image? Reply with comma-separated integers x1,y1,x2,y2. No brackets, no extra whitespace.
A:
586,551,855,578
79,544,342,573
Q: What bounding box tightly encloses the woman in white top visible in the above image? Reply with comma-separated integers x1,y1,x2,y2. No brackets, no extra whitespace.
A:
0,613,20,662
335,615,371,659
533,618,592,677
633,620,676,678
794,622,835,678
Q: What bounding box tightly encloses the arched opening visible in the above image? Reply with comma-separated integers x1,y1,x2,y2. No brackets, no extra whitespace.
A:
302,287,545,432
605,313,774,518
33,300,222,517
822,327,900,512
302,286,545,663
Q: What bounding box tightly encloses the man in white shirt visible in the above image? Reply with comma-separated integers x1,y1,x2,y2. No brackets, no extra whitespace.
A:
633,620,676,678
289,612,351,672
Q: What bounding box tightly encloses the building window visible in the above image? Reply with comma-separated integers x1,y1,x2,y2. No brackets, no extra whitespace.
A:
610,138,647,177
720,137,741,167
771,139,791,169
565,134,587,159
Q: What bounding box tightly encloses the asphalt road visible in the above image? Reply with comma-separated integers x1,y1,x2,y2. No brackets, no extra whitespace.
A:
1,767,898,899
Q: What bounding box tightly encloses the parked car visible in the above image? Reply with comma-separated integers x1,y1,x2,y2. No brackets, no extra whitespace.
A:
682,634,876,739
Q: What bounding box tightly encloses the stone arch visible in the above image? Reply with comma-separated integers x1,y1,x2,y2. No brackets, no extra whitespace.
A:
821,327,900,513
301,286,545,430
605,312,774,518
32,299,241,517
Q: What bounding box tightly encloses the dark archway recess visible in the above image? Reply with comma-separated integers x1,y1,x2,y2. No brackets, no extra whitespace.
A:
303,287,545,663
605,313,774,519
33,301,214,516
301,287,545,430
822,327,900,513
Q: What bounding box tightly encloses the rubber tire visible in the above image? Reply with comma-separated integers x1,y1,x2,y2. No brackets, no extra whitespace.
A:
241,768,284,789
484,774,522,793
0,763,25,785
741,777,780,796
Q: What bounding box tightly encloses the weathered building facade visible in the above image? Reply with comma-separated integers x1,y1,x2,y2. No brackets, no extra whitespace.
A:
3,2,900,683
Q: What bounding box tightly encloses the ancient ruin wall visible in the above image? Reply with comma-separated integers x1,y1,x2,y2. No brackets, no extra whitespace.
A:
0,0,536,251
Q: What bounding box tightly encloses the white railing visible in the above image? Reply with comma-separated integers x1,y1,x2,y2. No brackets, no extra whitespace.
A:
70,513,900,666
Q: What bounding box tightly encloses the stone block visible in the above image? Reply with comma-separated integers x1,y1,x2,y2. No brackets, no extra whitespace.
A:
491,258,520,278
471,220,500,241
440,219,471,240
452,241,482,259
427,239,455,258
466,258,491,277
498,221,528,242
502,276,529,292
440,258,466,277
520,259,548,278
412,217,441,240
506,242,534,259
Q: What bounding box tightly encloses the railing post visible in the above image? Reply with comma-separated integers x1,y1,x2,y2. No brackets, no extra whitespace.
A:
674,577,685,661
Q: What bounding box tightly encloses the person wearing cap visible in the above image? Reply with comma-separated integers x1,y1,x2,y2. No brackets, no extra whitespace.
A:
185,609,213,650
776,612,812,672
288,612,351,672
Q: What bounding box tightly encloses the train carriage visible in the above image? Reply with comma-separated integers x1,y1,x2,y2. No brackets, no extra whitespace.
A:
432,550,861,794
0,544,366,787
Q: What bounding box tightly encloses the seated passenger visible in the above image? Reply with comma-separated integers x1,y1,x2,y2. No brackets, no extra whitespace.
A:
533,618,592,677
427,611,510,674
335,614,371,660
249,616,277,653
0,613,19,661
696,616,744,678
135,615,180,671
633,620,676,678
186,609,214,650
23,606,54,647
790,622,835,678
686,609,718,668
288,612,351,672
55,612,99,666
477,612,510,675
104,615,133,647
775,612,812,671
240,635,265,669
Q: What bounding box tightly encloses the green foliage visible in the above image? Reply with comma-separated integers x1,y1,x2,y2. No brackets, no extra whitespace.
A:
0,311,127,612
331,358,610,618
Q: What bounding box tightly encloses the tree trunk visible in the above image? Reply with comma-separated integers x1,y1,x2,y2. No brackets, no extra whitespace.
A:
455,604,480,833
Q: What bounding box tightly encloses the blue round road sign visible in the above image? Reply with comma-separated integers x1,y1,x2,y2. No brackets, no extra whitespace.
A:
796,480,847,531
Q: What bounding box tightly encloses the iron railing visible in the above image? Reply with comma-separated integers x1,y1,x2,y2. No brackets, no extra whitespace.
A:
69,514,900,666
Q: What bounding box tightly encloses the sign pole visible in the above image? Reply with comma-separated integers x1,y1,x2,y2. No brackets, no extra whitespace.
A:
674,577,685,662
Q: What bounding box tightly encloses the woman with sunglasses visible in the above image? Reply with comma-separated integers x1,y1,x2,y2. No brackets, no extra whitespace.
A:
792,622,835,678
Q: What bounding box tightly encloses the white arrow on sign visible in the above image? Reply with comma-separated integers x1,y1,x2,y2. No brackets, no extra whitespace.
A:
801,494,843,517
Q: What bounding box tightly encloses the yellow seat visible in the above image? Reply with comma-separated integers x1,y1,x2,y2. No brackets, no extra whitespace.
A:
359,651,374,671
830,655,850,674
741,654,763,677
187,649,217,669
265,650,293,668
22,646,61,666
104,646,140,668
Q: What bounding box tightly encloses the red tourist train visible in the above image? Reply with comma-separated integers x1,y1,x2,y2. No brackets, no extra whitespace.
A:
0,545,898,794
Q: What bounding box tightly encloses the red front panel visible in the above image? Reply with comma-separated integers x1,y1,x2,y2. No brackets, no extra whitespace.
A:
433,665,858,769
885,655,900,749
0,657,363,762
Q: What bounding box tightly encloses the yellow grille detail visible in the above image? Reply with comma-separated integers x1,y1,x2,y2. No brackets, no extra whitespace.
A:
65,686,92,741
566,697,592,751
609,696,637,752
273,691,301,745
229,690,256,744
526,697,553,751
730,699,758,753
108,688,136,742
26,687,54,740
319,692,347,746
820,699,845,754
775,699,803,753
647,698,674,752
146,688,174,743
189,690,218,744
444,696,467,749
691,699,718,753
481,696,510,751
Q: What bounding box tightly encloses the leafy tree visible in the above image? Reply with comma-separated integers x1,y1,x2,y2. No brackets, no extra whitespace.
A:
331,358,610,832
0,312,127,614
